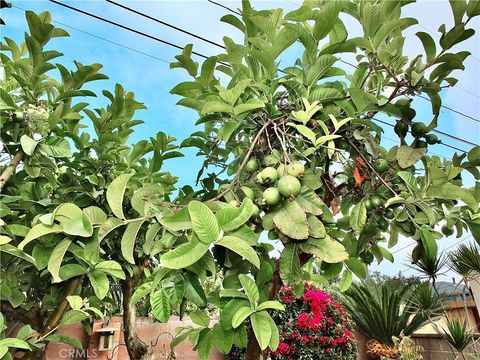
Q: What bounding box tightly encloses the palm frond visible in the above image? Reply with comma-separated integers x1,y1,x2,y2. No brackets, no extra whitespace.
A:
449,243,480,279
437,317,475,353
342,281,443,346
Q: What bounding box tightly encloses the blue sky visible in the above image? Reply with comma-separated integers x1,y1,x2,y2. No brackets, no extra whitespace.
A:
2,0,479,282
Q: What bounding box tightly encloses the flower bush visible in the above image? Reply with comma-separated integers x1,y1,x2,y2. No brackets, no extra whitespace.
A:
269,283,358,359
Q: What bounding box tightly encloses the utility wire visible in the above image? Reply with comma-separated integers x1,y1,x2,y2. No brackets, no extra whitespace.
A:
11,4,171,65
104,0,479,148
417,94,480,124
49,0,479,140
48,0,212,61
106,0,226,50
207,0,241,15
207,0,480,125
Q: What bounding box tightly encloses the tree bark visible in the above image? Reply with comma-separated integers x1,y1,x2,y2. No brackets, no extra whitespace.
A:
0,301,43,331
17,277,83,360
0,149,24,191
121,275,148,360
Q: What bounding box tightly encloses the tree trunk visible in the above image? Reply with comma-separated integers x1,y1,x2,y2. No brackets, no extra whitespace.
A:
17,277,83,360
245,254,312,360
121,275,148,360
0,149,24,191
245,259,283,360
245,335,263,360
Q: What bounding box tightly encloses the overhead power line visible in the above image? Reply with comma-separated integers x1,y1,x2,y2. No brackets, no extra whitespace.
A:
417,94,480,124
106,0,226,50
11,4,171,65
207,0,241,15
48,0,478,146
48,0,211,60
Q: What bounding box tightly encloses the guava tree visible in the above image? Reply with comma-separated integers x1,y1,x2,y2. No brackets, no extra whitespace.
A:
162,0,480,358
0,10,181,359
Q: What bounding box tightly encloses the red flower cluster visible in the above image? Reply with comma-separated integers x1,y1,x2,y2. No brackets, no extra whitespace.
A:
270,283,357,359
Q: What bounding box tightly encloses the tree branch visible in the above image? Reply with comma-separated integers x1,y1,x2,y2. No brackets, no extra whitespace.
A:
0,149,24,191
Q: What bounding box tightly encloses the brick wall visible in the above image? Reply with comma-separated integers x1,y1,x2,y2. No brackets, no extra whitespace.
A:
42,316,224,360
9,319,477,359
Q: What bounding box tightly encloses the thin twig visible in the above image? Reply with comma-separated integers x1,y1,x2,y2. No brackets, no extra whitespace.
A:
346,139,399,197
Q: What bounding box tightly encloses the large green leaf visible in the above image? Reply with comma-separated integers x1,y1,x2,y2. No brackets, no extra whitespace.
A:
20,134,38,155
106,173,133,219
350,202,367,234
217,199,254,232
305,55,337,85
257,301,285,312
160,207,192,232
188,201,220,244
0,244,37,266
151,289,171,322
0,338,30,350
98,217,125,242
427,183,478,211
130,282,152,305
416,32,436,64
300,237,348,263
184,272,207,306
44,334,82,349
83,206,107,225
231,306,254,329
121,219,145,264
95,260,125,279
18,223,63,249
273,201,309,240
215,236,260,269
280,243,302,284
396,145,426,168
48,238,72,283
197,329,213,360
238,274,259,307
60,310,89,325
88,270,109,300
160,240,210,269
420,228,438,259
250,311,272,351
295,188,324,215
338,269,353,292
63,212,93,237
201,101,233,115
211,323,234,354
38,137,72,157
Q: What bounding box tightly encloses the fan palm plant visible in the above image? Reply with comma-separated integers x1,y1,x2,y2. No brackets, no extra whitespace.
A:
342,281,443,347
